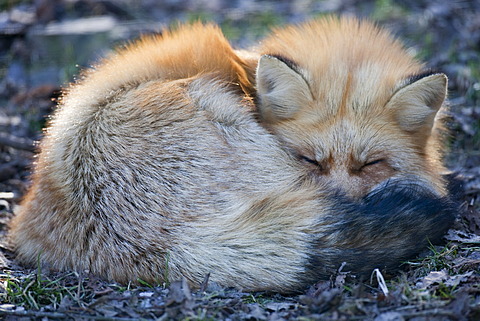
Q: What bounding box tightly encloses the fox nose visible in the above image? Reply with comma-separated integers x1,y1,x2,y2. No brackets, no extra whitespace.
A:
327,169,367,199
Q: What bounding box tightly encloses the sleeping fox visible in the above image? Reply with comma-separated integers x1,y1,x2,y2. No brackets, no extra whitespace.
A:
9,16,457,293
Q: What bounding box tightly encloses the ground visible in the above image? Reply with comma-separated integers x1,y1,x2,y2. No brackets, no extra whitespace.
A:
0,0,479,320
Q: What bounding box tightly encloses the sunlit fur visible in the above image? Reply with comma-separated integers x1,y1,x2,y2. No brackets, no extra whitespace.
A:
256,17,448,198
9,18,456,293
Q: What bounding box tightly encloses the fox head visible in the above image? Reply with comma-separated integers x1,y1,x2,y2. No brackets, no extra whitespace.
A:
255,54,447,198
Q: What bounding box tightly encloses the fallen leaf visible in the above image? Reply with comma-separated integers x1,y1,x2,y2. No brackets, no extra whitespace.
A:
265,302,297,312
446,290,471,320
165,278,192,306
445,230,480,244
139,291,154,298
374,311,405,321
444,271,474,288
416,270,448,289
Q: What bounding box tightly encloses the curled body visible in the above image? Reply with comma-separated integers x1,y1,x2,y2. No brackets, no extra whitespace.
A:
9,17,457,293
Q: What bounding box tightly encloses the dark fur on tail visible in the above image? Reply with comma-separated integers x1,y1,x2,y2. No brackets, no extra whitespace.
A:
307,181,458,282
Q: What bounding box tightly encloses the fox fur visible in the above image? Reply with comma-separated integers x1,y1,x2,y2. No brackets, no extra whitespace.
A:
9,17,457,293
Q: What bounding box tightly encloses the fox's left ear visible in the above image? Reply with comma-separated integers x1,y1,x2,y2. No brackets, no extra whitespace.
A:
256,55,313,123
386,73,448,133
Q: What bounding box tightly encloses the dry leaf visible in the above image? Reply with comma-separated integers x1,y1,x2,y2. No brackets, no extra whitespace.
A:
445,230,480,244
416,270,448,289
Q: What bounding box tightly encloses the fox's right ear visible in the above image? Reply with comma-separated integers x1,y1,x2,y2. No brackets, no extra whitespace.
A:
256,55,313,123
386,73,447,134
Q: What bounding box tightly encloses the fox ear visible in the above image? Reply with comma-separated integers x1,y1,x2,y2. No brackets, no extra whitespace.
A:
387,73,447,133
256,55,313,123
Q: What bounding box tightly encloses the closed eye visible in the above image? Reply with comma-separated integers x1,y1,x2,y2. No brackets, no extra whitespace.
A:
363,159,385,168
300,155,320,166
300,155,328,173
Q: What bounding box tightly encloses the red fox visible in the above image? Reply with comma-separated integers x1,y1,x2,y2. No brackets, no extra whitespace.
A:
9,17,457,293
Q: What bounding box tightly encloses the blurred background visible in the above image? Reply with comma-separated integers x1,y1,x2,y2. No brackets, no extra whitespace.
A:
0,0,479,202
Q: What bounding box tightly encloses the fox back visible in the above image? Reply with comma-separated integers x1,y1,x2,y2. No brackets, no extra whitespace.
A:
9,17,456,293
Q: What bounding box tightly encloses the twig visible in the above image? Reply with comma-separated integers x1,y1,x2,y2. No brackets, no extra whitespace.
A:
0,132,36,152
199,273,210,292
378,305,466,321
400,309,462,320
0,308,149,321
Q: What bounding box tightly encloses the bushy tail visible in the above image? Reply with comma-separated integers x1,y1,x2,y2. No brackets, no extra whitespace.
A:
308,180,459,281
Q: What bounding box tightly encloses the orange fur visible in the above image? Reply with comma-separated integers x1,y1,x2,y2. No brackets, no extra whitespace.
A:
69,22,255,106
255,16,447,197
9,17,455,293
